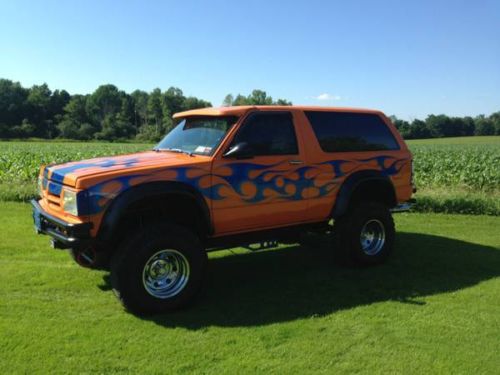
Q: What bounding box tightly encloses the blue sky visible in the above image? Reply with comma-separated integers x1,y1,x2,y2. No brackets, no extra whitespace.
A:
1,0,499,119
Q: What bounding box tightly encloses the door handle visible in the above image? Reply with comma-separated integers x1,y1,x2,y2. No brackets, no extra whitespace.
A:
289,160,304,165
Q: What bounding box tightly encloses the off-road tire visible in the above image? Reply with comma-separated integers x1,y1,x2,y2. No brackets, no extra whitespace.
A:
333,201,395,265
110,223,207,315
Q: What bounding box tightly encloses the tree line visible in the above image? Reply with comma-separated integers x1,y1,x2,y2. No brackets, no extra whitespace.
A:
0,78,498,141
0,79,292,141
390,113,500,138
0,78,214,141
222,92,291,107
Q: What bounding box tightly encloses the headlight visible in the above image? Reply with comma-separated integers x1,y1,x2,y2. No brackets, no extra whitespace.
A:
62,189,78,216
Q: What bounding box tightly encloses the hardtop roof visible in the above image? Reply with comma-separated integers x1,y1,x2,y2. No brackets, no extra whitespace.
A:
173,105,385,119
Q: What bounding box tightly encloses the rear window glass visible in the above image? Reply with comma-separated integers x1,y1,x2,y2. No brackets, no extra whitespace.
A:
304,111,400,152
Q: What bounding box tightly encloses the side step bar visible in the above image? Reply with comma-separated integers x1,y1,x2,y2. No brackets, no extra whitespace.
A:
391,199,416,213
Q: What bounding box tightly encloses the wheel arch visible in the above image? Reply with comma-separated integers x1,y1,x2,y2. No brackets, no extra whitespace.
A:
97,181,212,244
332,170,397,218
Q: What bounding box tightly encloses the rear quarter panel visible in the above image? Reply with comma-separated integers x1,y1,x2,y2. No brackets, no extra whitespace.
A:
294,110,412,222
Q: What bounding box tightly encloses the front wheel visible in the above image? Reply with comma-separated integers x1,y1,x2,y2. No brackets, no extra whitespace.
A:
333,201,395,265
110,224,207,315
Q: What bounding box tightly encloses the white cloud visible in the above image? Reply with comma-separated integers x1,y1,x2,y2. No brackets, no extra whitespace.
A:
315,93,342,101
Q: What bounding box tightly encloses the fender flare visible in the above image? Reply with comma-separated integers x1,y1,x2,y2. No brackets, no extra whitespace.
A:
332,170,396,218
97,181,212,241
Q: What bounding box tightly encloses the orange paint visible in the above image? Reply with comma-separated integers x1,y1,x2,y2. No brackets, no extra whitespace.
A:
36,106,413,238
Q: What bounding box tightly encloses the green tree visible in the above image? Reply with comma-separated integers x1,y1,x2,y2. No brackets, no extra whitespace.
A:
57,95,92,139
409,119,431,139
0,79,28,129
78,123,95,140
183,96,211,111
232,94,248,105
223,90,292,106
247,89,273,105
395,118,411,138
147,88,163,133
474,115,495,135
57,118,81,139
95,113,134,141
63,95,89,124
163,87,185,114
131,90,149,128
11,119,37,138
0,123,9,138
86,84,123,131
461,116,475,136
50,90,70,118
489,112,500,135
425,114,454,137
222,94,234,106
136,123,164,142
26,83,52,137
275,98,292,105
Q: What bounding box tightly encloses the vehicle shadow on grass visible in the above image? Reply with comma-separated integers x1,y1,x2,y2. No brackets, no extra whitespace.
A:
140,232,500,328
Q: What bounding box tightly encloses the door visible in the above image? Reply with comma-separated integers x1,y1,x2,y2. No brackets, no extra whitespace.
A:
211,111,308,235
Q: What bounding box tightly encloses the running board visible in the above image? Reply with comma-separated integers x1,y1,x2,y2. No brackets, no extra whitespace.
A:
391,199,416,213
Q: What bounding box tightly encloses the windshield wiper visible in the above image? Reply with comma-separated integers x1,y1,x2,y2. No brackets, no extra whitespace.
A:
155,147,194,156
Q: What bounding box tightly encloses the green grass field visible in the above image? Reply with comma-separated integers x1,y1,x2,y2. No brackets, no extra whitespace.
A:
1,202,499,373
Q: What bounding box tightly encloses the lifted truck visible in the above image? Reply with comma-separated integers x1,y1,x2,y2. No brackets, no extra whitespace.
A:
32,106,415,314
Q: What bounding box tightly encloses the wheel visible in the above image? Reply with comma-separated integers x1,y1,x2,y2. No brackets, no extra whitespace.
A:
333,201,395,265
110,223,207,315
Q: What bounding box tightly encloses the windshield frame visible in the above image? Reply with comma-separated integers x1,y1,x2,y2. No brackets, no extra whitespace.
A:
154,115,239,156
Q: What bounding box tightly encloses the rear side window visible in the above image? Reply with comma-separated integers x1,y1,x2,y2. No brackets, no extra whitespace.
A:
305,111,400,152
232,112,298,156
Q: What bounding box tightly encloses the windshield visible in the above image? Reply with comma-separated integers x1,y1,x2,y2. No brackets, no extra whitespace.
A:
155,116,238,155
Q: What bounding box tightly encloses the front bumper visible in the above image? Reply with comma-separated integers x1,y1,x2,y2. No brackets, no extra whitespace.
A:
31,199,93,249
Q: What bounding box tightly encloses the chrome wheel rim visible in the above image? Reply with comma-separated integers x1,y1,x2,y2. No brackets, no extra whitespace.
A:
360,219,385,255
142,249,190,299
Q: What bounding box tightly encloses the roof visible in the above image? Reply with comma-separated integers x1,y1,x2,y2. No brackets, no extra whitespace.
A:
173,105,384,119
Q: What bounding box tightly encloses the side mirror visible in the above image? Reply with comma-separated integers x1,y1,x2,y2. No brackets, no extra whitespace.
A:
223,142,253,159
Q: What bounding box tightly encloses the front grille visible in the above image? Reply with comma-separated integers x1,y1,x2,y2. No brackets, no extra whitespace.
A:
43,179,63,209
46,194,61,206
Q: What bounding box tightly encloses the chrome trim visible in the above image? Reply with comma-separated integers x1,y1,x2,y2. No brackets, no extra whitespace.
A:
142,249,190,299
360,219,386,256
391,199,415,213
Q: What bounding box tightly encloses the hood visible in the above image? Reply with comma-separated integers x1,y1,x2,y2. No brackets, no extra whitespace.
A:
45,151,201,187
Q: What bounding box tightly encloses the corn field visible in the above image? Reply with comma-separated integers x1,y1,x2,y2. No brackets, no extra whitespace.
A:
0,138,499,194
410,144,499,191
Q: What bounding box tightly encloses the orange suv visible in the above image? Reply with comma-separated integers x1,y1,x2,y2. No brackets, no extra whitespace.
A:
32,106,415,314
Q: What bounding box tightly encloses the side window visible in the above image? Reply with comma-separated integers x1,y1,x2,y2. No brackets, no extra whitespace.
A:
305,111,400,152
232,112,298,156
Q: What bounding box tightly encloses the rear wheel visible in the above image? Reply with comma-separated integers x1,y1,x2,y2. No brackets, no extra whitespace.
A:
110,223,207,314
333,201,395,265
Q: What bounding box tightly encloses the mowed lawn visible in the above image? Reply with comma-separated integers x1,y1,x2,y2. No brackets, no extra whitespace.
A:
1,202,499,373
